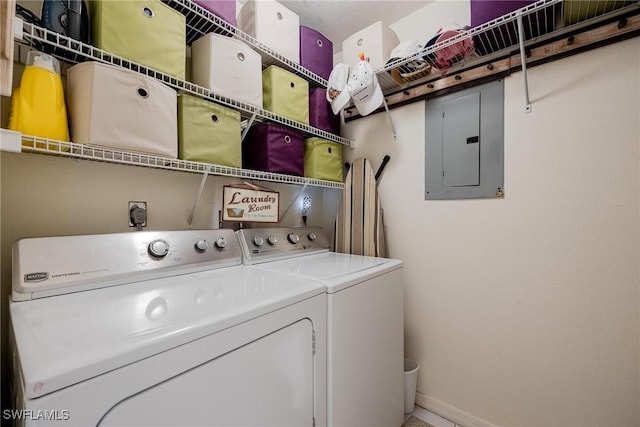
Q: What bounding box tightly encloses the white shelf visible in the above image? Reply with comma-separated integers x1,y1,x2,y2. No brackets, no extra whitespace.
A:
15,21,352,148
375,0,639,95
2,131,344,190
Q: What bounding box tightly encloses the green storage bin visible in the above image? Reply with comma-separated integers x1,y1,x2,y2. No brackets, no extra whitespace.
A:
262,65,309,124
304,137,343,182
563,0,633,25
178,94,241,167
92,0,186,80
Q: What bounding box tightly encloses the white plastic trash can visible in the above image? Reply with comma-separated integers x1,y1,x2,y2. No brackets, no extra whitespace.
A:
404,358,419,414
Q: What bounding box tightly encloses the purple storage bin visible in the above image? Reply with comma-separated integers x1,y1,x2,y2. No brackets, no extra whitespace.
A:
299,26,333,80
243,123,304,176
192,0,236,27
309,88,340,134
470,0,554,55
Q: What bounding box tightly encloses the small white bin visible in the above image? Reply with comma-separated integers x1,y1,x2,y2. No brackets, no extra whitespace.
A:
191,33,263,108
404,358,419,414
237,0,300,63
342,21,399,70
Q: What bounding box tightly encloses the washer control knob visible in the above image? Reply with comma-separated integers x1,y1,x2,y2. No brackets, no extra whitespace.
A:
254,236,265,247
148,239,169,258
308,232,317,241
267,235,278,246
214,237,227,248
287,232,300,244
194,239,209,252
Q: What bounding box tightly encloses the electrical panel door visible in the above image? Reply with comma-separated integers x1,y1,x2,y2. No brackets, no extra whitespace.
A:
442,92,481,187
425,79,504,200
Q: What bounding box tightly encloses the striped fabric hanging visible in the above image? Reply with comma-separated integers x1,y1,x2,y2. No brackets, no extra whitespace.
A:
334,158,386,257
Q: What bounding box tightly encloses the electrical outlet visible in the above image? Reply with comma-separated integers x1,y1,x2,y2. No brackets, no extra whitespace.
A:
128,201,147,227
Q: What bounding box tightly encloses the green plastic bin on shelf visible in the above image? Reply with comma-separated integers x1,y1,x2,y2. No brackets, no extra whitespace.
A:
92,0,186,80
262,65,309,124
178,94,241,168
563,0,633,25
304,137,343,182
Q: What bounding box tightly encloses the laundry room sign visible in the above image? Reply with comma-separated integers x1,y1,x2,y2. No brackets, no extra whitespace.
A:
222,185,280,223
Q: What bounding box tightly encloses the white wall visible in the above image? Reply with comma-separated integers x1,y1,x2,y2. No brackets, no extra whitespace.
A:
392,0,471,41
342,32,640,427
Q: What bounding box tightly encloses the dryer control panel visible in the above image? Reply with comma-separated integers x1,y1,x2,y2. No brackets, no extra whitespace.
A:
12,229,242,300
237,227,330,265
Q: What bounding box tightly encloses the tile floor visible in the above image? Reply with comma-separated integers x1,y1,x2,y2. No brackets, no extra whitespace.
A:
406,406,463,427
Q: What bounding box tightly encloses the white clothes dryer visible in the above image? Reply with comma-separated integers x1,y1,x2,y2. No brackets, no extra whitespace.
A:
237,227,404,427
9,229,327,427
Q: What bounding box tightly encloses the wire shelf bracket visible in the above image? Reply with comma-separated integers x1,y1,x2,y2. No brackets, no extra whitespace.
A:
188,171,210,226
517,11,533,113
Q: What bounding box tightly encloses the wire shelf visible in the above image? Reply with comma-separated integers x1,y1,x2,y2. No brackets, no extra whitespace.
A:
16,134,345,190
376,0,639,93
162,0,329,87
16,22,352,148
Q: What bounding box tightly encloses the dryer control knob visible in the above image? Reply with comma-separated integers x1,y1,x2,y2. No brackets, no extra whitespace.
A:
194,239,209,252
254,236,265,247
267,235,278,245
148,239,170,258
287,233,300,244
215,237,227,248
308,232,317,241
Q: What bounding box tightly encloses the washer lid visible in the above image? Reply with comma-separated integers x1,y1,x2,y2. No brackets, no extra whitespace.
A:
253,252,403,293
10,266,324,399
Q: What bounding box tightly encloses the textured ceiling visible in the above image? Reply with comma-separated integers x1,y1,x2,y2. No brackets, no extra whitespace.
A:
238,0,432,53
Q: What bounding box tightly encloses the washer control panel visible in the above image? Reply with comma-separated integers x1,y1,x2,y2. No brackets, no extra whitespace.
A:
237,227,330,264
13,229,242,300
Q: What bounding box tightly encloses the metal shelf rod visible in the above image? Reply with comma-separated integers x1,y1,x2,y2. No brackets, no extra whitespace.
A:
517,11,533,113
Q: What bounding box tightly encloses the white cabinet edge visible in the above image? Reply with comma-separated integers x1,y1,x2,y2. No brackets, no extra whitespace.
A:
1,129,22,153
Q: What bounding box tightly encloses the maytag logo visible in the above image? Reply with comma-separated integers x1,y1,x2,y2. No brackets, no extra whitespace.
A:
24,272,49,283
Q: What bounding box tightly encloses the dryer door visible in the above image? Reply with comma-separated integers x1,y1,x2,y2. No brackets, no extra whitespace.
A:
99,319,315,427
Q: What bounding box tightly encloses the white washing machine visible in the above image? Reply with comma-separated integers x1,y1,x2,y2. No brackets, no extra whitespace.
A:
237,227,404,427
9,229,327,427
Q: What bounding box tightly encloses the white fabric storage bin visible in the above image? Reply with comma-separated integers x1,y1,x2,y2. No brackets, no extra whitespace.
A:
191,33,263,108
342,21,399,70
67,61,177,158
237,0,300,63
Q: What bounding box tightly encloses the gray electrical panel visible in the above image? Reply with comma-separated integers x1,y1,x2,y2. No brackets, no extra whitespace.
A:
425,79,504,200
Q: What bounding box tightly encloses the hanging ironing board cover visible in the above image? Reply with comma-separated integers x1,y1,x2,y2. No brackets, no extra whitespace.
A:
334,158,386,257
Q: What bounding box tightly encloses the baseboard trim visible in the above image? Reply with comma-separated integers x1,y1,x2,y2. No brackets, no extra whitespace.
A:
415,392,499,427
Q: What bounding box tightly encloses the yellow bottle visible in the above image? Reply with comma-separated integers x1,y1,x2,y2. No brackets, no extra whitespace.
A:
9,51,70,141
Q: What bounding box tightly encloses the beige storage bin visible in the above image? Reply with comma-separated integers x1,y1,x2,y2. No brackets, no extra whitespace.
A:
262,65,309,124
237,0,300,63
92,0,186,80
191,33,263,108
67,61,177,158
342,21,399,70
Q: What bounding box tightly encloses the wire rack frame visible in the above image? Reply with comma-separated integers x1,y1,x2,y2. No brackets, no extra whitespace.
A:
16,22,352,148
376,0,561,89
376,0,638,92
18,135,345,190
162,0,329,87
